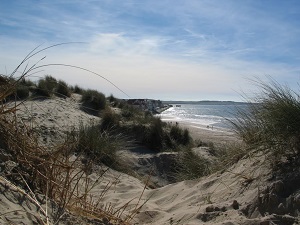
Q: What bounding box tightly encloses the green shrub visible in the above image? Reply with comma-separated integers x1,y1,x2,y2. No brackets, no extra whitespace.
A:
100,108,120,131
230,79,300,159
107,94,116,103
121,104,142,119
77,124,119,166
118,101,145,118
20,78,35,87
121,108,135,119
182,129,191,145
212,143,248,172
6,84,30,100
118,100,127,109
56,80,71,98
170,125,182,140
174,148,211,181
15,85,30,99
107,94,120,107
147,117,164,150
73,85,84,94
123,117,165,151
36,75,57,97
120,113,193,152
168,125,191,147
81,89,106,113
170,126,187,144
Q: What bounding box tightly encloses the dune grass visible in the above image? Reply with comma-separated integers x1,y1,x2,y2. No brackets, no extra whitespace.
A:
100,107,121,131
81,89,107,114
229,78,300,162
173,148,211,181
0,45,143,224
72,84,85,94
56,79,72,98
35,75,57,97
76,121,121,167
122,114,192,152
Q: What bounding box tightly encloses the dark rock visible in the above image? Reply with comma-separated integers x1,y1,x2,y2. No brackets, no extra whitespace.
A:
205,205,214,212
221,206,227,212
197,212,221,222
232,200,239,210
214,206,220,211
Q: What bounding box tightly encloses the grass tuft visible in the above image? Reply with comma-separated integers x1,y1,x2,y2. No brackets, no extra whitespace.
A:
173,148,211,181
56,80,71,98
35,75,57,97
73,84,84,94
229,78,300,161
76,122,120,168
100,107,120,131
81,89,106,114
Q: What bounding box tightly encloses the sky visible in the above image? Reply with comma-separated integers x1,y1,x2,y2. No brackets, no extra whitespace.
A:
1,0,300,101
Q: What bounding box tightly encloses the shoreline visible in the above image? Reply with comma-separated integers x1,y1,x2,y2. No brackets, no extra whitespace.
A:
158,115,240,146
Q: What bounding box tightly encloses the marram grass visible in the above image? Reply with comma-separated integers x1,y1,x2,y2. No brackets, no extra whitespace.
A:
230,78,300,160
0,45,141,224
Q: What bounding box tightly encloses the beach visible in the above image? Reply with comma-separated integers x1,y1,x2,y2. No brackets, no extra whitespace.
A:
0,96,298,225
159,114,240,147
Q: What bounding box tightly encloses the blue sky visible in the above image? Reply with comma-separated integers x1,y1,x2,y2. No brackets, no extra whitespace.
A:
1,0,300,101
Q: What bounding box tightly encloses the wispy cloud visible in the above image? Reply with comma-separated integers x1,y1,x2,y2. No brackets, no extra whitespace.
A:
1,0,300,100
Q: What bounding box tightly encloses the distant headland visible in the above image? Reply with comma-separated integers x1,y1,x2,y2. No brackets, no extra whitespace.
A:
162,100,247,105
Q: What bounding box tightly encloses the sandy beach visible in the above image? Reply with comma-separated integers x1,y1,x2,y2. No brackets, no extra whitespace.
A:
159,115,240,147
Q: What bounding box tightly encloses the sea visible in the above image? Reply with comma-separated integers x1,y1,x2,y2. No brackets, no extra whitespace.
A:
159,102,249,131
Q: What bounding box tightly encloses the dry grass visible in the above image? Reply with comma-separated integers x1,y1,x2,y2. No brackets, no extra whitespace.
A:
0,79,131,224
0,45,144,224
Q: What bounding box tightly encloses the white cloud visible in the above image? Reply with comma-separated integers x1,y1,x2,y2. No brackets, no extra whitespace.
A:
1,0,300,101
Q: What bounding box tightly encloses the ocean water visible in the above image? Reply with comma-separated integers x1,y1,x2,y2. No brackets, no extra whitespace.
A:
159,103,249,130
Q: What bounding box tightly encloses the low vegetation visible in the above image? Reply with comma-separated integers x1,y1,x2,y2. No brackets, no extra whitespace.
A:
103,104,193,152
100,107,121,131
72,84,84,94
174,148,211,181
56,79,72,97
75,122,120,168
212,142,248,171
9,84,30,100
4,77,33,100
230,79,300,162
36,75,58,97
81,89,106,114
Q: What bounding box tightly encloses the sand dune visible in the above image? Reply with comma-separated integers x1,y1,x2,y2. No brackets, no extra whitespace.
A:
0,95,299,225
